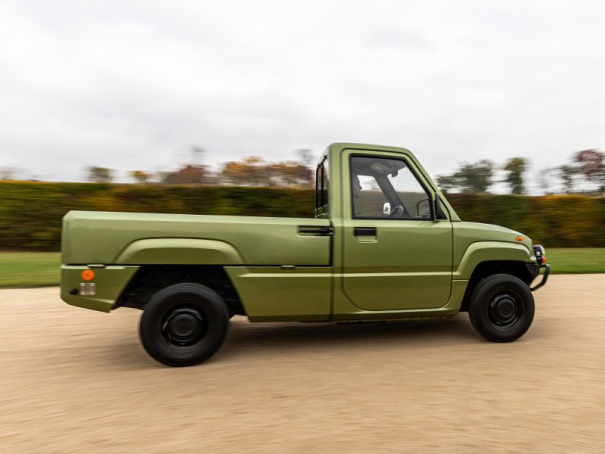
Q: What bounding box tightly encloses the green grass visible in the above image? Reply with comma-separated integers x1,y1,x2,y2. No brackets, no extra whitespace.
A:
546,248,605,274
0,252,60,288
0,248,604,288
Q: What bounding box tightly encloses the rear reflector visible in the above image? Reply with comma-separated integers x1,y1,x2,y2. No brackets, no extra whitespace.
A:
80,283,96,296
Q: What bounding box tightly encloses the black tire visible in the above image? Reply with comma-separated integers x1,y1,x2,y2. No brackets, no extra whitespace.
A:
139,283,229,367
468,274,535,343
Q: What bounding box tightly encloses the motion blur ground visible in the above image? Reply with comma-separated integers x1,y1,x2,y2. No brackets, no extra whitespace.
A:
0,275,604,452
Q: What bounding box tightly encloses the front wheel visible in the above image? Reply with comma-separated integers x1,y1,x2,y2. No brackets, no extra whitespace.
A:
469,274,535,342
139,283,230,367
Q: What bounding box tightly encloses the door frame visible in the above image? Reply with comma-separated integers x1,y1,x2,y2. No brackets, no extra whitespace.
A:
332,147,454,317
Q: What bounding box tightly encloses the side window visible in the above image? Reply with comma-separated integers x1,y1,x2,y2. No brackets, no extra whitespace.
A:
315,157,329,216
354,174,388,217
351,156,432,220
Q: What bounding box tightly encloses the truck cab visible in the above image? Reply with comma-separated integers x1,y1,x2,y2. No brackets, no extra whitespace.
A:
61,143,550,367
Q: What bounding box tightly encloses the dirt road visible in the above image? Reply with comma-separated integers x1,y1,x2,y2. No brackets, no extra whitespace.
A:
1,275,604,453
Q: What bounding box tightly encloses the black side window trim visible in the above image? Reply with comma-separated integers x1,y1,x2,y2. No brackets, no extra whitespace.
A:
315,156,328,213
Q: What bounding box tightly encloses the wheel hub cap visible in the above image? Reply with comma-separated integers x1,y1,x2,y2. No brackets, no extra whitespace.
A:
164,308,205,345
489,294,520,326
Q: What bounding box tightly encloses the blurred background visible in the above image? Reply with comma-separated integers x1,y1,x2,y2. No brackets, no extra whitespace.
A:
1,0,604,285
1,2,605,453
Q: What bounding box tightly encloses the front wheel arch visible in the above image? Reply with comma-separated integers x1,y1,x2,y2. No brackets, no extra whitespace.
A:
460,260,535,312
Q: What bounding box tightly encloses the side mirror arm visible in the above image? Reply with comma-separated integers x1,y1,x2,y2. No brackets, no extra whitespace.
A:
434,193,443,220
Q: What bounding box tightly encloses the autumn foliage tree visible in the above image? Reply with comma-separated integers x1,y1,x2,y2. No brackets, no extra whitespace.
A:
573,149,605,193
130,170,152,184
220,157,313,187
163,165,209,185
221,157,268,186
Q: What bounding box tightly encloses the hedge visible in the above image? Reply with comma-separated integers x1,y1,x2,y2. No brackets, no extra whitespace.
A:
1,182,604,250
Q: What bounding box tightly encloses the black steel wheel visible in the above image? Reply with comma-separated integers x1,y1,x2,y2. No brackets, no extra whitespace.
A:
139,283,229,367
469,274,535,342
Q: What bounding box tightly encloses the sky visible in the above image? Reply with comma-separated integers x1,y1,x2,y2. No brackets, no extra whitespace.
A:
0,0,604,192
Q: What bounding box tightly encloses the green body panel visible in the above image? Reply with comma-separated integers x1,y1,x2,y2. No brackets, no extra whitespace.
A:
340,220,453,310
61,265,139,312
62,211,331,266
454,241,535,280
452,222,535,279
60,142,539,321
453,221,534,264
115,238,242,264
224,267,332,321
332,279,468,320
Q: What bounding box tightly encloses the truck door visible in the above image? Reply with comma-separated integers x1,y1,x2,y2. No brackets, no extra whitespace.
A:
341,151,453,311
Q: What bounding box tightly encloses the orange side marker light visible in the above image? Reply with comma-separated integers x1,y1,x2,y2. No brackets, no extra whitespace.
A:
516,236,524,242
82,270,96,281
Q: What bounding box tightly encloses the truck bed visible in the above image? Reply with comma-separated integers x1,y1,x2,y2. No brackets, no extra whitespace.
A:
61,211,332,267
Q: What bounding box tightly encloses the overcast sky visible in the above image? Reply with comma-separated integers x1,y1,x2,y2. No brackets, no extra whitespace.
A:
0,1,603,191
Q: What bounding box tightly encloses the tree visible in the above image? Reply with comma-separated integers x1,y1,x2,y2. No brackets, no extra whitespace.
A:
220,156,313,187
558,165,576,194
436,174,458,193
220,161,248,185
573,149,605,193
155,171,170,184
130,170,151,184
436,160,494,193
241,156,268,186
87,166,113,183
220,157,271,186
503,157,527,194
539,168,554,195
163,165,209,185
460,160,494,193
295,149,315,167
267,161,313,187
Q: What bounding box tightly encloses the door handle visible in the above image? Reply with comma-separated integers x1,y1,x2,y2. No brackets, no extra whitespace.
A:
354,227,377,236
298,226,334,236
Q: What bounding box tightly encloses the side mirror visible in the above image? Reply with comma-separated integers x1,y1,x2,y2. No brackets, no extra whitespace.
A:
416,199,430,218
383,202,391,215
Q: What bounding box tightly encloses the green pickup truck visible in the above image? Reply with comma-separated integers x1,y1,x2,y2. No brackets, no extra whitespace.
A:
61,143,550,366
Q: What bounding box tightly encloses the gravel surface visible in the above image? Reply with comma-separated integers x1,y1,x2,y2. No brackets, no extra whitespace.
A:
1,275,604,453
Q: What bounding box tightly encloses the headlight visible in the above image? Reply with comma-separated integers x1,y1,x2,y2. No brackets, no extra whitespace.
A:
534,245,546,265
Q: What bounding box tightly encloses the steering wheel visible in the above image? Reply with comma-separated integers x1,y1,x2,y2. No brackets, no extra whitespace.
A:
388,205,405,218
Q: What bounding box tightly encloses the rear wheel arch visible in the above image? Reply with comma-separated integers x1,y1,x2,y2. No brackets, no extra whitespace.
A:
115,265,246,317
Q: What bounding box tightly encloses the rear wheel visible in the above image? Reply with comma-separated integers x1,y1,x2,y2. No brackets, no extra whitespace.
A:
469,274,535,342
139,283,229,366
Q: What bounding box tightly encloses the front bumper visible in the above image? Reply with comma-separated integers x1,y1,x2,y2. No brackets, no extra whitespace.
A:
530,264,550,291
61,265,140,312
529,244,549,292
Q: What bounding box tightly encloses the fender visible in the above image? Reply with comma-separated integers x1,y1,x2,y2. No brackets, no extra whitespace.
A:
454,241,535,280
114,238,244,265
